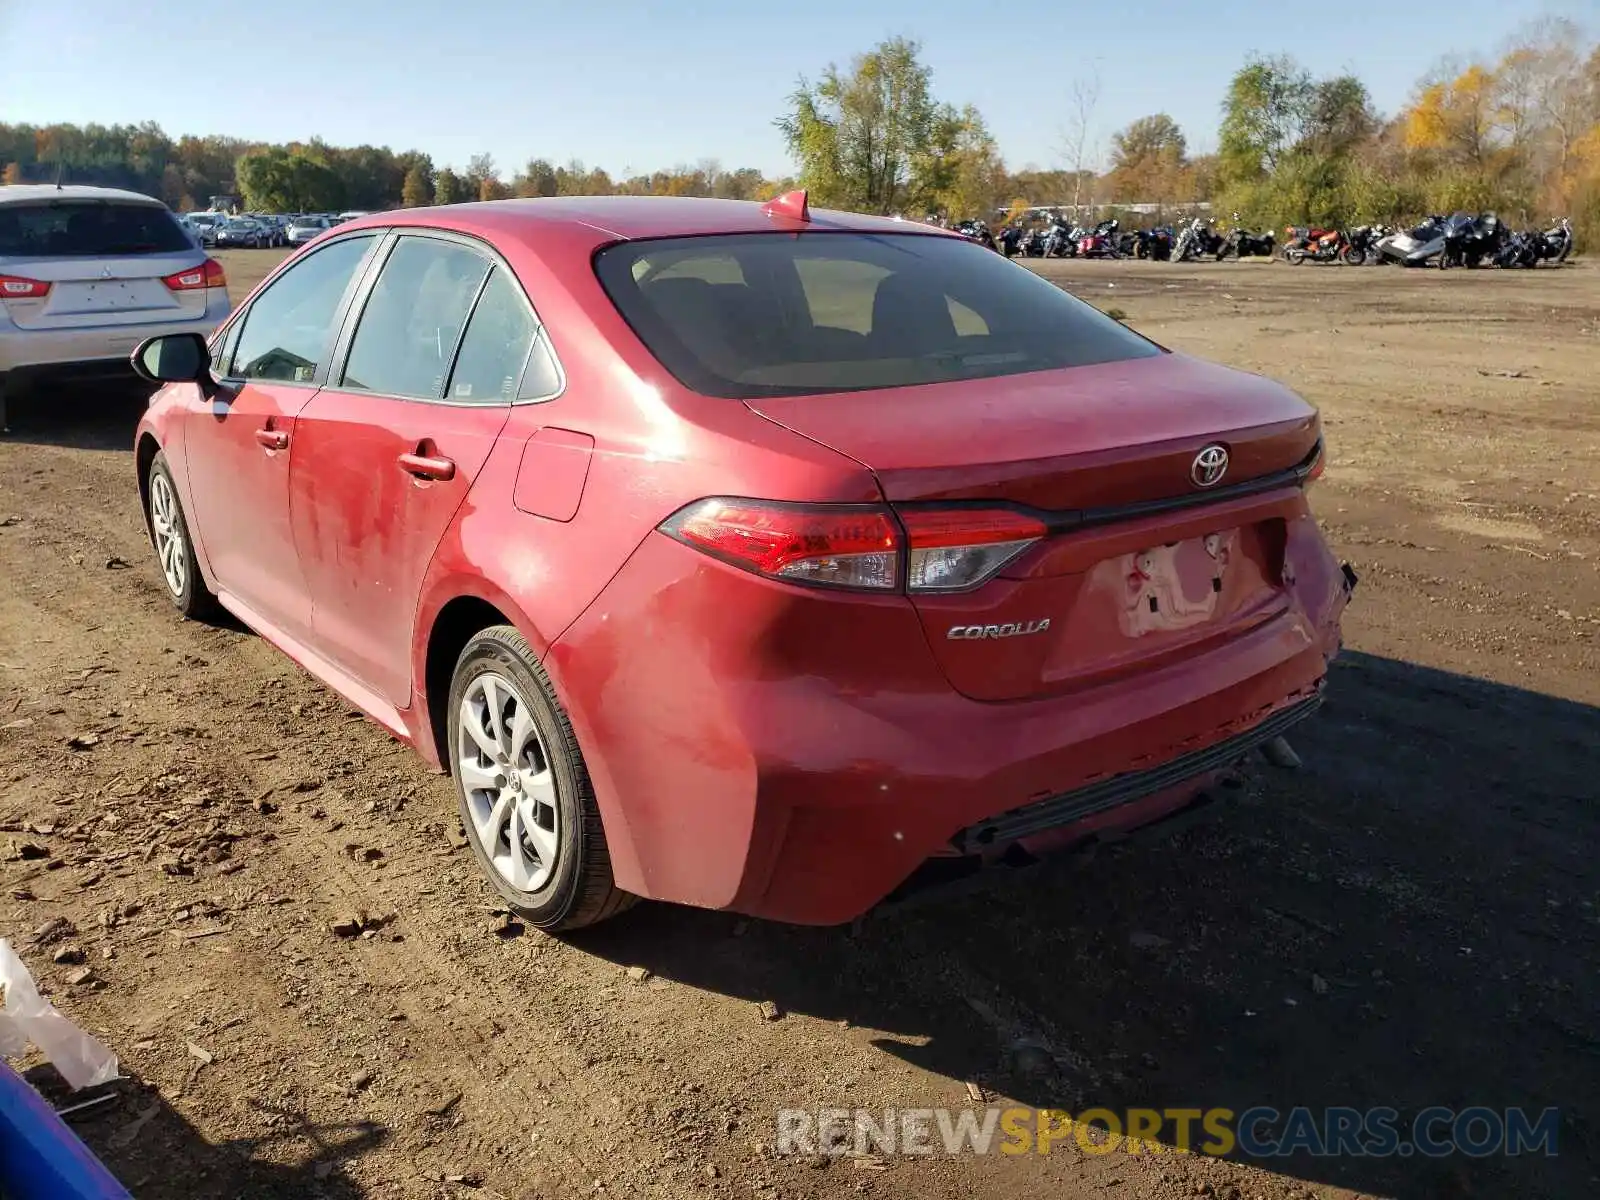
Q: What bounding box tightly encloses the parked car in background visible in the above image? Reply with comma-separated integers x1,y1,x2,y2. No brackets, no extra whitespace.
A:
285,214,330,246
184,212,224,247
245,214,280,247
128,193,1353,931
0,184,230,432
333,210,372,225
213,218,269,249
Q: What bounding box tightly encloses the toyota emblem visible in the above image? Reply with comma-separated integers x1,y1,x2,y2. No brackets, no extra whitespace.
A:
1191,444,1229,488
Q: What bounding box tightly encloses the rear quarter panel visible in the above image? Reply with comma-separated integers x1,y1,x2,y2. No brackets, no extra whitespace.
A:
407,229,891,896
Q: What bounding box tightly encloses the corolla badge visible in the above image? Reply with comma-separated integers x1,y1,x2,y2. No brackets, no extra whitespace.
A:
947,619,1051,640
1191,443,1229,488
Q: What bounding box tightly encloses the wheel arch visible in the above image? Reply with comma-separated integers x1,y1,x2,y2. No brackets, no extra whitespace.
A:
413,574,648,898
135,431,161,524
421,592,530,772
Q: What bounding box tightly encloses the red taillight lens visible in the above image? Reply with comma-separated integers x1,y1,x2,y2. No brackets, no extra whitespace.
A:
163,258,227,291
660,499,900,591
0,274,51,299
660,499,1048,594
900,507,1046,592
1305,441,1326,485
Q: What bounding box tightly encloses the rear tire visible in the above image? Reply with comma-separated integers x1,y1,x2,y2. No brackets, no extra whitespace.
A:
146,452,219,620
1342,247,1365,266
447,626,635,931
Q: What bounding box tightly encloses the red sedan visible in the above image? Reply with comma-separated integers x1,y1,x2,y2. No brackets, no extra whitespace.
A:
130,192,1354,930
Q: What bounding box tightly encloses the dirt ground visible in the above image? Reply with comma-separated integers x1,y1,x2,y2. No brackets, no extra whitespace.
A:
1,248,1596,1200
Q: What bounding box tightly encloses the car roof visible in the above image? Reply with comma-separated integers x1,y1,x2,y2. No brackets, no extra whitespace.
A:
0,184,167,207
338,195,956,246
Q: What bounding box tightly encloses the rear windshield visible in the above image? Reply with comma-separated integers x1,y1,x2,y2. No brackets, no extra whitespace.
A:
594,232,1161,399
0,201,191,257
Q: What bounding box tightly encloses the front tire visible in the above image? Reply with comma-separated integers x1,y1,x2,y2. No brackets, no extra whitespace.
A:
447,626,634,931
146,452,218,620
1343,247,1365,265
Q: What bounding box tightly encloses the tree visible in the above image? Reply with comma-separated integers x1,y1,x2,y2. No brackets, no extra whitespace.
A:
235,147,344,212
1058,69,1102,214
514,158,559,197
1403,64,1503,170
1304,76,1377,157
1107,114,1188,202
1,162,21,185
777,36,944,214
1219,55,1315,184
401,163,433,207
434,167,462,205
464,153,498,199
922,105,1007,219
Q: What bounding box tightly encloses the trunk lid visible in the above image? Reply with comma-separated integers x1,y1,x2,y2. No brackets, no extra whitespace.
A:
746,352,1321,701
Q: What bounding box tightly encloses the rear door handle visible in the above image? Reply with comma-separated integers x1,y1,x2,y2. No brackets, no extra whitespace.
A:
398,452,456,482
254,428,288,450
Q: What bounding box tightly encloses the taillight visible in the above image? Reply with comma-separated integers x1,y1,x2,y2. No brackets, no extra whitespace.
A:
0,275,51,299
1305,440,1326,485
163,258,227,291
658,499,1047,594
659,499,899,591
900,507,1046,592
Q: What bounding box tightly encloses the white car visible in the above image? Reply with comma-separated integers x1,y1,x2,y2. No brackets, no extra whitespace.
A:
0,185,232,432
285,215,329,246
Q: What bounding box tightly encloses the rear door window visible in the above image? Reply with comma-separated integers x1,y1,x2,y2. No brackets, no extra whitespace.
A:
594,232,1160,399
340,236,490,399
0,201,192,257
445,266,536,404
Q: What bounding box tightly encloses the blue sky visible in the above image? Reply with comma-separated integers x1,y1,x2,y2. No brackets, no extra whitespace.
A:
3,0,1589,178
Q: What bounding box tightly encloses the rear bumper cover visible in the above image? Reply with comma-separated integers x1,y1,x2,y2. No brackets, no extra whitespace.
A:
549,507,1355,925
953,693,1322,852
0,299,229,376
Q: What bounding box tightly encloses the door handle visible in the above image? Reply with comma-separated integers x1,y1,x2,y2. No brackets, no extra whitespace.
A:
398,452,456,482
254,428,289,450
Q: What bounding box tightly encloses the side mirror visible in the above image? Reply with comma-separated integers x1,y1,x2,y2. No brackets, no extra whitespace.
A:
131,333,214,394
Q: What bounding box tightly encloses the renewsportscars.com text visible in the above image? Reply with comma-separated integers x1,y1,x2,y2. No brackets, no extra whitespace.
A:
775,1106,1559,1159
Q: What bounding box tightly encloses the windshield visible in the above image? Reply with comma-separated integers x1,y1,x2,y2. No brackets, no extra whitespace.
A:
0,201,192,257
594,232,1161,400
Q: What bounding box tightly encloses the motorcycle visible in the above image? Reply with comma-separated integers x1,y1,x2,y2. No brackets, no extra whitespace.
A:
953,219,998,251
1373,216,1448,267
997,224,1024,257
1282,226,1348,264
1042,220,1076,258
1341,225,1386,265
1439,211,1503,268
1076,218,1123,259
1534,217,1573,264
1493,229,1541,269
1170,217,1221,262
1131,227,1173,260
1215,214,1275,260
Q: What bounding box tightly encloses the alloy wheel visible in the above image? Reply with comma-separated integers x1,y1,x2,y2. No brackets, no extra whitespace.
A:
149,473,187,598
456,672,560,891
